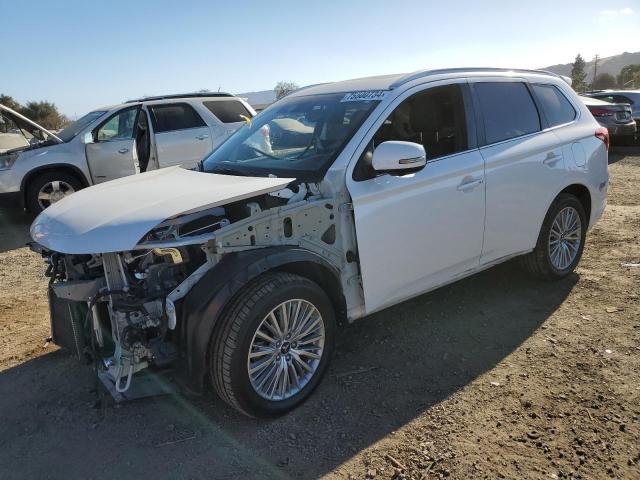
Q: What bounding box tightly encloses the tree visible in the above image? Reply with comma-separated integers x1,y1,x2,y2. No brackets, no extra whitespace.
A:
592,73,616,90
19,101,67,129
617,64,640,89
274,81,299,100
0,94,22,111
570,54,587,93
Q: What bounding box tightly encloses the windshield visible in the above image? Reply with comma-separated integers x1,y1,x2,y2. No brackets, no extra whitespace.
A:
202,93,380,180
57,110,108,142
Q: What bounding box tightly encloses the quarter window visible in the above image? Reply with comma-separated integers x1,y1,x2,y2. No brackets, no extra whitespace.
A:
96,107,138,141
475,82,540,144
531,84,576,127
149,103,206,133
203,100,252,123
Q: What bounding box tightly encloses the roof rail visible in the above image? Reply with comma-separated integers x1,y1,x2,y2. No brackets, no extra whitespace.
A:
389,67,564,89
125,92,234,103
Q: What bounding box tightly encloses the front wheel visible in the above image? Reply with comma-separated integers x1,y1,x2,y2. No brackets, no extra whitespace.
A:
25,171,84,213
520,193,587,280
209,272,335,417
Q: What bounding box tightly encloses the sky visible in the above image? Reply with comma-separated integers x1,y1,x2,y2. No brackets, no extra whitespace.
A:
2,0,639,117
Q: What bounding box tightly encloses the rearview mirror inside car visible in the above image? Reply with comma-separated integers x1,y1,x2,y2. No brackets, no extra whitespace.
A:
371,141,426,173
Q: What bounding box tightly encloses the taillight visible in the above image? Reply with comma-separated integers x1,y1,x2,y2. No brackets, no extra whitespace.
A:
595,126,609,150
590,108,614,117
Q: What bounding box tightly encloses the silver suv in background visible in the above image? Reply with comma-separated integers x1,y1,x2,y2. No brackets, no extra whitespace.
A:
0,93,255,212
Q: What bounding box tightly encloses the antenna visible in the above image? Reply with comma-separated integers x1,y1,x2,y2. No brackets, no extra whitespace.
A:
592,54,599,88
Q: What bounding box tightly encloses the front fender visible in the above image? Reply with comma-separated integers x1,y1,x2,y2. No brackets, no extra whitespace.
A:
179,246,340,392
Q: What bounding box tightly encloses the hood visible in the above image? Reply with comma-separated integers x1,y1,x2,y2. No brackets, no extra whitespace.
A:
0,104,63,144
31,167,294,254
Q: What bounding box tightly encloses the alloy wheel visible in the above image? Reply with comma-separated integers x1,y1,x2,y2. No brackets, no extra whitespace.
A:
548,206,582,271
37,180,75,209
247,299,325,401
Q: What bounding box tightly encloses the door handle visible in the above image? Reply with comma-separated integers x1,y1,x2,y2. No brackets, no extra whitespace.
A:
196,134,209,140
457,178,483,192
543,152,562,166
118,148,129,154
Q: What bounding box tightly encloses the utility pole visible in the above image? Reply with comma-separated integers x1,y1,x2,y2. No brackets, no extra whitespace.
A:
592,54,599,90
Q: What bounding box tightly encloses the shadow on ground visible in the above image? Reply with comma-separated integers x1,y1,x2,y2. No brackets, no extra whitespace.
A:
0,208,34,253
609,143,640,165
0,262,577,480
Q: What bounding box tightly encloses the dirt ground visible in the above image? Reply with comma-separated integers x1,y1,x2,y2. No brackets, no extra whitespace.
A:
0,147,638,480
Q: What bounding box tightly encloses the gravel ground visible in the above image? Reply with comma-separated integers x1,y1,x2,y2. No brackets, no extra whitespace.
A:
0,147,638,480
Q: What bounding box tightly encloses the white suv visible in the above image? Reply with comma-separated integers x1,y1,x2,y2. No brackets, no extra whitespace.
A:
0,93,255,212
31,68,608,417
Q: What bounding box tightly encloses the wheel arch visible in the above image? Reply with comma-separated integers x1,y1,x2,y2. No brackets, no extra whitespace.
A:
179,246,345,392
21,163,90,204
557,183,592,227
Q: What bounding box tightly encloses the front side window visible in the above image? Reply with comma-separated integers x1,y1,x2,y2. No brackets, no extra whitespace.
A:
149,103,206,133
204,100,252,123
531,84,576,127
96,108,138,141
373,84,468,159
202,93,379,180
475,82,540,145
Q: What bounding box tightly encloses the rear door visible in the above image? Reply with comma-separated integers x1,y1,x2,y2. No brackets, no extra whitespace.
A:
202,99,254,148
148,102,212,168
347,81,486,314
85,106,139,183
471,79,569,264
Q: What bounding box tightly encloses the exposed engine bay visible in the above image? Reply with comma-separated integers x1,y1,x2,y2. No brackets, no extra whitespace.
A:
34,182,361,399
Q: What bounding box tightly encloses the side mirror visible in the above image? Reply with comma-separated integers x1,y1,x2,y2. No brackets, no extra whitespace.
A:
372,141,426,173
82,132,94,144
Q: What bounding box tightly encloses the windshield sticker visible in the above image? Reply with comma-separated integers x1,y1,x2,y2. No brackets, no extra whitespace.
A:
340,90,388,102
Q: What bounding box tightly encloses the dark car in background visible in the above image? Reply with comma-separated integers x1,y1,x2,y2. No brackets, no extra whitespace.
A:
584,90,640,128
580,95,636,144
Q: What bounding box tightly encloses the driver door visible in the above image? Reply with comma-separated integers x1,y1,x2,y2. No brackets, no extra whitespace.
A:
85,106,139,184
346,81,486,314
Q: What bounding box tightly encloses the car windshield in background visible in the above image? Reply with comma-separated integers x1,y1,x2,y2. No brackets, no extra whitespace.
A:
202,93,380,180
57,110,107,142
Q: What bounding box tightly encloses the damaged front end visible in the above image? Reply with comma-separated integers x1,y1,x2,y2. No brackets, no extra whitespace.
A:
38,240,203,398
32,175,359,400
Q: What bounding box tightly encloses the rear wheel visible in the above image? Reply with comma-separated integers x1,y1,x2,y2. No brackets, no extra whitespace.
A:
209,272,335,417
25,171,84,213
521,193,587,280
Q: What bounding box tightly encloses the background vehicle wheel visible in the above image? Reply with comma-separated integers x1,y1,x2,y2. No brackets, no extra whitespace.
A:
520,193,587,280
26,171,84,213
209,272,335,418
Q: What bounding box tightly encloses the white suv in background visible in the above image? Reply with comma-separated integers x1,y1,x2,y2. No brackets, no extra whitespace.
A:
32,68,608,417
0,93,255,212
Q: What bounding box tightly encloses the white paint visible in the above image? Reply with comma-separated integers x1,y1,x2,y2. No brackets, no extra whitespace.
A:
30,167,293,254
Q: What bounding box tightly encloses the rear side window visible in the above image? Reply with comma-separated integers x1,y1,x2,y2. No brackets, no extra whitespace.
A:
531,84,576,127
149,103,206,133
203,100,252,123
475,82,541,144
593,94,633,105
612,95,633,105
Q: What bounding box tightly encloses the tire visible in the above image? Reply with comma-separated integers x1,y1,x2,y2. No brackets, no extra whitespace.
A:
25,171,84,213
209,272,335,418
520,193,587,280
